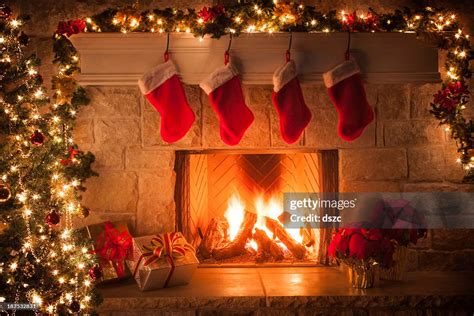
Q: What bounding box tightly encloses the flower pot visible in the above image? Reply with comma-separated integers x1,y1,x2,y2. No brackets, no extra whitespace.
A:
347,264,379,289
380,245,408,281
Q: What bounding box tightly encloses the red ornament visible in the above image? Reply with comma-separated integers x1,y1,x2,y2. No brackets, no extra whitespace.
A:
0,6,12,19
30,130,45,146
45,210,60,226
88,264,103,280
56,19,86,37
198,5,225,23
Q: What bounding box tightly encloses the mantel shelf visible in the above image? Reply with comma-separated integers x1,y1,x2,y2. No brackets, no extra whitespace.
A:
70,33,440,86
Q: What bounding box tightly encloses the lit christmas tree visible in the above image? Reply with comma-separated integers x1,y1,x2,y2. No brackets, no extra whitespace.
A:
0,5,101,314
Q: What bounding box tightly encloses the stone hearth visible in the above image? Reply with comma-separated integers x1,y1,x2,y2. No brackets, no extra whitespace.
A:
97,268,474,315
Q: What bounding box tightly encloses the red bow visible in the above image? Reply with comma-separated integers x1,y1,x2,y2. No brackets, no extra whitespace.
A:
95,221,132,278
133,232,194,287
60,147,79,166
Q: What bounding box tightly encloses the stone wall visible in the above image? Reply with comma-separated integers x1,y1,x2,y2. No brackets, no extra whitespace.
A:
6,0,474,270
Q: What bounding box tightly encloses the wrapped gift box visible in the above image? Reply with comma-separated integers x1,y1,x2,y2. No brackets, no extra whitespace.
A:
84,221,133,283
127,233,199,291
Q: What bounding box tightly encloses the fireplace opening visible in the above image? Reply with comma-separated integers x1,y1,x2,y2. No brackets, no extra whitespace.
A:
174,150,338,266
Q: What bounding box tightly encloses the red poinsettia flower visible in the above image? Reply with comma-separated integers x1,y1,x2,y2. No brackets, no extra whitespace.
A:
433,81,468,111
447,81,468,95
56,19,86,37
198,5,225,23
348,232,367,259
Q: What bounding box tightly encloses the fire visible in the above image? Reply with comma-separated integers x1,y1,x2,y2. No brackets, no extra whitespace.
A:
224,194,245,241
224,192,304,253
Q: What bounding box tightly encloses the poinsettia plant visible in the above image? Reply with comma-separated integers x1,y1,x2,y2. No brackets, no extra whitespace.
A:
328,226,395,269
369,199,427,247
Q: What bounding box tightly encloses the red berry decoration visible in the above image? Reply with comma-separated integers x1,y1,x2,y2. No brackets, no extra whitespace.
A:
30,130,45,146
45,210,60,226
89,264,102,280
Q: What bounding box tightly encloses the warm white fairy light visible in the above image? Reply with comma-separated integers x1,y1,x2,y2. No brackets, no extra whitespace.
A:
10,19,20,28
34,89,43,98
10,262,18,271
32,293,43,306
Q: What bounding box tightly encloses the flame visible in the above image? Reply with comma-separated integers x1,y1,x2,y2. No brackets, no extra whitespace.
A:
224,193,304,252
246,240,258,251
224,193,245,241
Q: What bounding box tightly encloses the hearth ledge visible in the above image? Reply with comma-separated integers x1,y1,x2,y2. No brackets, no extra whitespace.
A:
97,268,474,313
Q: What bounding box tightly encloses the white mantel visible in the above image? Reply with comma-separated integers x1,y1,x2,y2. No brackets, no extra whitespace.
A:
70,32,440,86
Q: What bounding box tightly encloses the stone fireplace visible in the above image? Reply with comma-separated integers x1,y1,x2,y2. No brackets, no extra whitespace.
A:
174,150,337,265
66,33,474,271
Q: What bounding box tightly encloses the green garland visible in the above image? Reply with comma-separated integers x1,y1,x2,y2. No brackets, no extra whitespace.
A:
53,2,473,182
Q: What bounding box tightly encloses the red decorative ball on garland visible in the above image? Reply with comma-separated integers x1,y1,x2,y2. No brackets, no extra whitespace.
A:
0,6,12,19
30,130,45,146
45,210,60,226
88,264,102,280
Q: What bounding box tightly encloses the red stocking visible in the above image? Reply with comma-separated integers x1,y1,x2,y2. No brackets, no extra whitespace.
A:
272,60,312,144
323,59,374,141
139,60,195,143
200,59,254,146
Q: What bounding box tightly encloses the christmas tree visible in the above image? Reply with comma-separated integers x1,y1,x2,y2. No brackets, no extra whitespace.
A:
0,5,101,314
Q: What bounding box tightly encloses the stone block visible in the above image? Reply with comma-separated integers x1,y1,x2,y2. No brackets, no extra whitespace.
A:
384,121,444,147
95,119,140,145
431,229,474,251
304,108,375,149
402,182,474,193
85,87,141,118
235,86,271,148
301,84,333,109
73,119,94,145
136,172,176,236
126,147,174,175
340,180,402,192
90,145,125,170
340,148,407,181
407,146,445,182
377,84,410,120
444,144,468,183
410,83,438,118
417,249,474,271
82,171,138,214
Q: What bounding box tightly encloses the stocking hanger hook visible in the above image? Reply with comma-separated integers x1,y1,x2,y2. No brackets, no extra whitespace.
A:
224,33,233,65
164,32,170,62
286,31,293,62
345,30,351,60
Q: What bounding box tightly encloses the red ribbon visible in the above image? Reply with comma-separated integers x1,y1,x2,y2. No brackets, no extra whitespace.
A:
133,232,194,288
94,221,132,278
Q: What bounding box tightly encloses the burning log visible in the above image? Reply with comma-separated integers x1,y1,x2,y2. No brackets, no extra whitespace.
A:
265,217,306,260
212,211,257,260
198,218,229,259
253,228,284,262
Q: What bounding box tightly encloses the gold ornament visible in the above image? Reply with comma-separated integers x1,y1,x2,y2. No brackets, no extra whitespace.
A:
0,181,11,203
52,75,77,105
